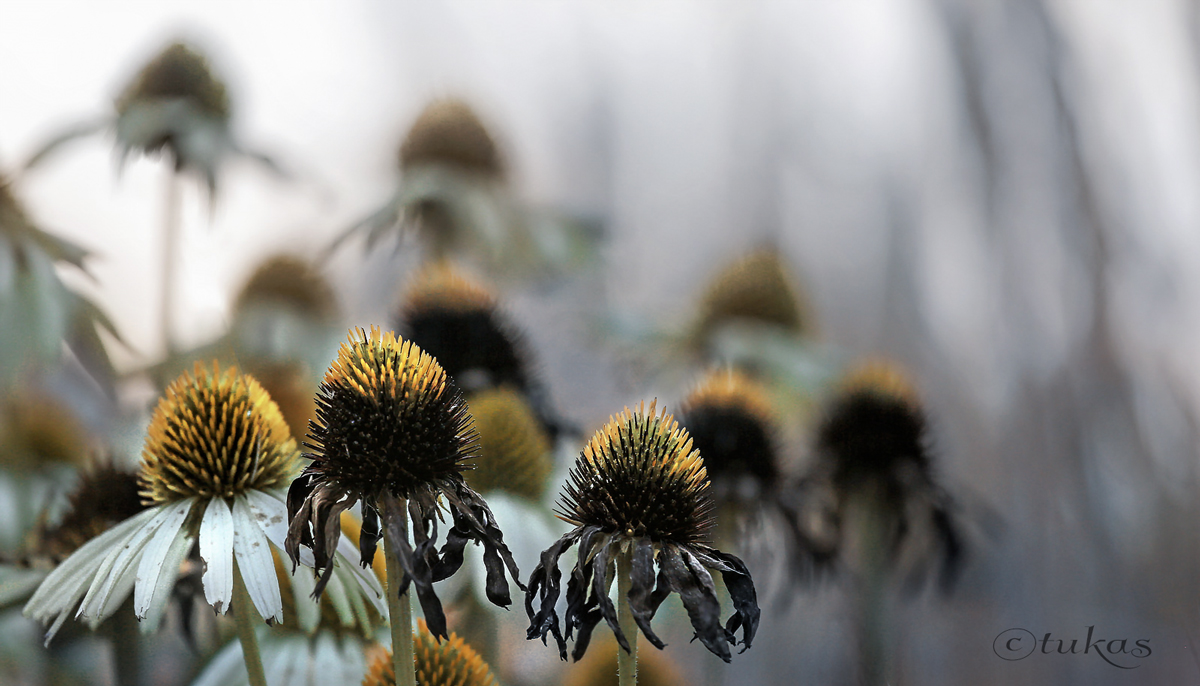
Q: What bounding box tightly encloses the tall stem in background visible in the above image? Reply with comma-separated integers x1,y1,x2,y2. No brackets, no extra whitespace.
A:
385,497,416,686
160,165,181,357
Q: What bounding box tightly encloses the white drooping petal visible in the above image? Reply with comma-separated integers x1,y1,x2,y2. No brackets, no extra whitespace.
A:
133,498,195,619
245,489,315,567
286,561,320,634
333,526,386,613
140,523,194,633
232,495,282,623
78,502,180,623
200,497,235,614
189,635,246,686
319,558,353,627
24,507,159,644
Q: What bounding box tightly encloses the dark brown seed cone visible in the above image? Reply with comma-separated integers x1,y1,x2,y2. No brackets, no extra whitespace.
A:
234,255,338,323
396,264,532,396
679,369,780,491
399,99,503,178
28,460,146,564
559,401,712,545
116,42,230,118
304,327,476,497
809,360,966,592
692,248,808,346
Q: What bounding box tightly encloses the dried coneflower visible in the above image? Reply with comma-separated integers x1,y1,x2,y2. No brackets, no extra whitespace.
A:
285,326,522,686
800,360,964,589
25,362,381,686
363,619,498,686
692,248,808,346
526,401,759,682
233,255,338,325
464,387,553,502
399,99,504,180
29,461,146,566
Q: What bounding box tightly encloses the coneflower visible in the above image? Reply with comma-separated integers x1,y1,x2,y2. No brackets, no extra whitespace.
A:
463,386,553,502
678,369,828,582
396,264,559,436
28,461,146,566
362,619,498,686
24,362,381,686
802,360,964,587
526,401,759,686
0,391,89,472
691,248,808,347
399,99,504,180
285,327,522,686
234,255,339,325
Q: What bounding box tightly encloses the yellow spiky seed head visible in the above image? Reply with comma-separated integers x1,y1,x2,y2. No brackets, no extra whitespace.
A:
116,42,230,119
361,619,498,686
234,254,338,322
306,327,477,497
399,99,503,178
560,401,712,544
403,262,496,316
836,359,920,409
693,249,808,345
464,387,552,501
139,362,298,504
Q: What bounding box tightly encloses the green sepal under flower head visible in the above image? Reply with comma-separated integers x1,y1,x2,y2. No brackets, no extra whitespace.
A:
363,618,498,686
286,326,524,641
464,386,553,501
527,401,760,664
139,361,298,504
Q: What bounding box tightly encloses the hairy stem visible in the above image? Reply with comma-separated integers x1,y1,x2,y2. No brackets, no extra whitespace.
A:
385,499,416,686
617,548,638,686
232,560,268,686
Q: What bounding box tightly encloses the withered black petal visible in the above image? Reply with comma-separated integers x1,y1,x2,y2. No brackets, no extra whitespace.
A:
931,500,964,592
697,546,760,652
626,538,668,650
381,491,448,639
359,504,381,568
524,529,579,657
569,607,605,662
659,545,730,663
590,537,626,653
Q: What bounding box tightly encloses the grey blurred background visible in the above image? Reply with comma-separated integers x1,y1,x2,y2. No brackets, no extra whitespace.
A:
3,1,1200,684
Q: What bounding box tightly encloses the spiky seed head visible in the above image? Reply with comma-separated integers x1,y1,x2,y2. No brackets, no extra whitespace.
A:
397,265,528,393
694,249,807,343
233,255,338,322
139,362,298,504
306,327,476,497
464,387,553,501
247,362,318,451
116,42,230,119
679,369,779,485
560,401,712,544
0,392,88,471
564,636,685,686
362,619,498,686
33,461,145,562
818,360,929,487
404,262,496,316
399,99,503,178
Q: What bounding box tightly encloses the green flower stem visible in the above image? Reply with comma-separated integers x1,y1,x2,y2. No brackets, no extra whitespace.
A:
852,490,892,686
160,164,181,356
385,498,416,686
232,560,268,686
617,548,638,686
